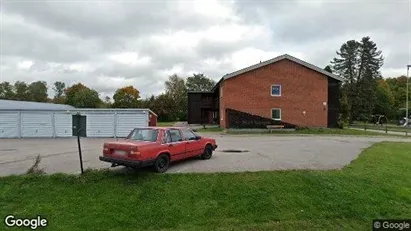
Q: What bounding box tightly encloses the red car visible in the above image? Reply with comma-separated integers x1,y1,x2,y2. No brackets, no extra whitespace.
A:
99,127,217,173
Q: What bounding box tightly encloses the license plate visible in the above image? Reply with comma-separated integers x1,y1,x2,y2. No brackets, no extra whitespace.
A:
113,150,127,155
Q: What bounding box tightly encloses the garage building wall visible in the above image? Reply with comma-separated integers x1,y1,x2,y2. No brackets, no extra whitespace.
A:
54,113,72,137
116,112,147,137
0,109,155,138
21,112,53,137
0,112,19,138
86,113,115,137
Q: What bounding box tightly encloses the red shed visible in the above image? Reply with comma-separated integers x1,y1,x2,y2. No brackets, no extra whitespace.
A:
148,110,157,126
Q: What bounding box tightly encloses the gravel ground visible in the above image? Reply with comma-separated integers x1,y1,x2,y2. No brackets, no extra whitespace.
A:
0,134,410,176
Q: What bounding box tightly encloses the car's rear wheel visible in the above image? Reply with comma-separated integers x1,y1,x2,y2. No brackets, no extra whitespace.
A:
201,145,213,160
154,154,170,173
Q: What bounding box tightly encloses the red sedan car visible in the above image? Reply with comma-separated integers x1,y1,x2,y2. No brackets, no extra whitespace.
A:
99,127,217,173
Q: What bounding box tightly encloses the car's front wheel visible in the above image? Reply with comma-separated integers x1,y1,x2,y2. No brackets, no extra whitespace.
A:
201,145,213,160
154,154,170,173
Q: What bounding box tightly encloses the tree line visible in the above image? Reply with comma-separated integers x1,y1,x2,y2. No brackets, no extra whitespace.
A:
329,36,409,123
0,73,215,122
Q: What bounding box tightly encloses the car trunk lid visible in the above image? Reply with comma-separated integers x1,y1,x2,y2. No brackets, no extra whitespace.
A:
104,141,152,158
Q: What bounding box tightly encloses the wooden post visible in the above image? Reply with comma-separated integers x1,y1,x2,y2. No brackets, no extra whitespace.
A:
385,125,388,134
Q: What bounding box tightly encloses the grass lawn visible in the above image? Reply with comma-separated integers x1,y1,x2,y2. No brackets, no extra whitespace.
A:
2,142,411,230
157,121,177,127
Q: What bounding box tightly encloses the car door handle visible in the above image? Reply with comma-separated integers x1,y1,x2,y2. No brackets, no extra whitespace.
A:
168,144,173,147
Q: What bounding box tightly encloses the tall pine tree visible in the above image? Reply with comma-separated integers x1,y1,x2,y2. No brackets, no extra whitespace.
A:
331,37,384,122
331,40,360,121
356,37,384,119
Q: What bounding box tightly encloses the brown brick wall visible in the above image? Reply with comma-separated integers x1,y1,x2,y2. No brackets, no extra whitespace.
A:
219,59,328,128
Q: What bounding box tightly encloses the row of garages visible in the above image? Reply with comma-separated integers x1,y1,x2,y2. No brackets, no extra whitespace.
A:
0,107,157,138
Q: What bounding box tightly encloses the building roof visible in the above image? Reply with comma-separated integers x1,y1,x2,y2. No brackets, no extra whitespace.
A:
212,54,343,91
0,99,75,110
0,100,158,116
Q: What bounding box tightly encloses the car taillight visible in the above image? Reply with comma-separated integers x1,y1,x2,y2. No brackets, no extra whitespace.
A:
103,144,109,152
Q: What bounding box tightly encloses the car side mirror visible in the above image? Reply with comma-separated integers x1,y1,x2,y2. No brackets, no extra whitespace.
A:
196,136,201,140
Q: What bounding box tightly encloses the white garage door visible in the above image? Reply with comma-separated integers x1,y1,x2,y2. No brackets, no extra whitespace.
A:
0,112,19,138
87,114,115,137
55,113,72,137
116,113,147,137
21,112,53,137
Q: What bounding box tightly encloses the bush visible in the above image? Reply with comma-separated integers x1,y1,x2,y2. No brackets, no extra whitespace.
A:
337,113,348,129
26,155,44,175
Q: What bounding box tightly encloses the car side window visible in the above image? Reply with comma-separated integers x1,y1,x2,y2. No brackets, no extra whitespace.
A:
168,129,183,142
182,129,197,141
162,131,172,144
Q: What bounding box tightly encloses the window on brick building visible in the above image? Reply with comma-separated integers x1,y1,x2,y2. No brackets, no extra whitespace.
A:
271,85,281,96
271,108,281,120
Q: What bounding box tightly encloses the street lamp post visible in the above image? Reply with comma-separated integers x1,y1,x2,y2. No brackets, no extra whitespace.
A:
407,65,411,125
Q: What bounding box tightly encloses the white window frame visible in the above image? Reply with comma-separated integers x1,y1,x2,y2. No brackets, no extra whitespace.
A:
271,108,281,120
271,84,281,97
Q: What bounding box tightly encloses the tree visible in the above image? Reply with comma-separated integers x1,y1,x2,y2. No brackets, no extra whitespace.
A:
14,81,30,101
28,81,48,102
324,65,333,73
331,40,360,121
186,73,216,91
356,69,377,119
112,86,141,108
331,40,360,84
355,37,384,119
330,37,384,122
65,83,101,108
141,95,156,109
53,81,66,98
53,81,66,104
357,37,384,80
340,86,350,121
152,93,175,121
374,79,394,117
386,76,409,111
165,74,188,121
0,82,15,100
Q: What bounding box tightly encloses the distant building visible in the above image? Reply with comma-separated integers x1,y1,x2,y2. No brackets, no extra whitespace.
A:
0,99,157,138
188,54,343,128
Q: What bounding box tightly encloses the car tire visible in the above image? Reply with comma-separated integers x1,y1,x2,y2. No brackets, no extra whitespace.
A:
154,154,170,173
201,145,213,160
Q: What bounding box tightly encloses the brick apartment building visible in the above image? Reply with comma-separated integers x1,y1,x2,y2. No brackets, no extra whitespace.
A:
188,54,343,128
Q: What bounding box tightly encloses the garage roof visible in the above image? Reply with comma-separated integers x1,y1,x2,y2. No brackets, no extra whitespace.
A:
0,99,75,110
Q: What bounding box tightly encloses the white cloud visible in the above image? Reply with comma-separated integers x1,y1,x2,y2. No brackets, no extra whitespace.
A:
1,0,409,98
17,60,34,70
109,52,152,66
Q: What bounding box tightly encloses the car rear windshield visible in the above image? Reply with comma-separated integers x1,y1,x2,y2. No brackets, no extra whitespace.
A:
127,128,159,142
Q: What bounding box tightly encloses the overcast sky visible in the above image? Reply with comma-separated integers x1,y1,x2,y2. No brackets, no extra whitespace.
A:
1,0,410,99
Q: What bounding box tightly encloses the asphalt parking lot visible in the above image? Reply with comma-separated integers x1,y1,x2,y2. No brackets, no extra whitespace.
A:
1,134,410,176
